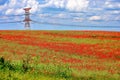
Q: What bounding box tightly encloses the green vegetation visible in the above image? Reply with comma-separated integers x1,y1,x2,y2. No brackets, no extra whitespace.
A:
0,56,120,80
0,56,72,80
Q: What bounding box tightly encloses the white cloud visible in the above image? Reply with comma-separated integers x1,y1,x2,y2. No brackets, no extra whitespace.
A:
109,10,120,14
40,0,89,11
73,17,84,22
91,14,120,22
0,0,39,15
66,0,89,11
0,0,119,22
105,1,120,8
38,14,50,17
114,16,120,21
39,0,65,8
54,13,67,18
0,3,7,11
89,16,102,21
102,14,120,21
5,9,14,15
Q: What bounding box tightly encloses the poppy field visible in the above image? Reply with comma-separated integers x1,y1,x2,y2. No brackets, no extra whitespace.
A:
0,30,120,80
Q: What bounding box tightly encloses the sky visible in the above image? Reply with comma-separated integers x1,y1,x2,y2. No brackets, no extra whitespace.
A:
0,0,120,31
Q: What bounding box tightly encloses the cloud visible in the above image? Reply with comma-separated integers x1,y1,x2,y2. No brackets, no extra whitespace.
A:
0,0,39,15
39,0,89,12
108,10,120,14
89,16,102,21
53,13,67,18
37,13,50,18
103,14,120,21
73,17,84,22
5,9,14,15
66,0,89,11
114,16,120,21
39,0,66,8
0,0,120,24
105,1,120,9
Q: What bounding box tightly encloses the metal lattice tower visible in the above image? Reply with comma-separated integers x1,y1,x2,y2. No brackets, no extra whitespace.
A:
23,8,31,30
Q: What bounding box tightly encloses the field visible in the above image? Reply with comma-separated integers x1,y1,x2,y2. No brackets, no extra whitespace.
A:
0,30,120,80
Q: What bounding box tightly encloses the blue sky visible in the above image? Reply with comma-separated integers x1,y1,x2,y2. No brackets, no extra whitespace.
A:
0,0,120,31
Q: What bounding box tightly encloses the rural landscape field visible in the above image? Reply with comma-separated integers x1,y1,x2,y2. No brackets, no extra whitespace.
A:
0,30,120,80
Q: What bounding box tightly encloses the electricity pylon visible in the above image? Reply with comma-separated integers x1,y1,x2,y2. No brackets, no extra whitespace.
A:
23,8,31,30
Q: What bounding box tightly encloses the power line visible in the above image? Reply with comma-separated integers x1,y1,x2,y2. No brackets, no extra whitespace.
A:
32,20,120,28
0,14,24,17
0,14,24,24
0,21,22,24
31,13,120,22
0,17,23,21
34,11,87,15
0,14,24,20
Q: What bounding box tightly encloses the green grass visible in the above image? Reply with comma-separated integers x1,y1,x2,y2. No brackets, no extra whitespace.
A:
0,56,120,80
0,70,67,80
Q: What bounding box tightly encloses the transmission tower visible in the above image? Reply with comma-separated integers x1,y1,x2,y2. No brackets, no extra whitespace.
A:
23,8,31,30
